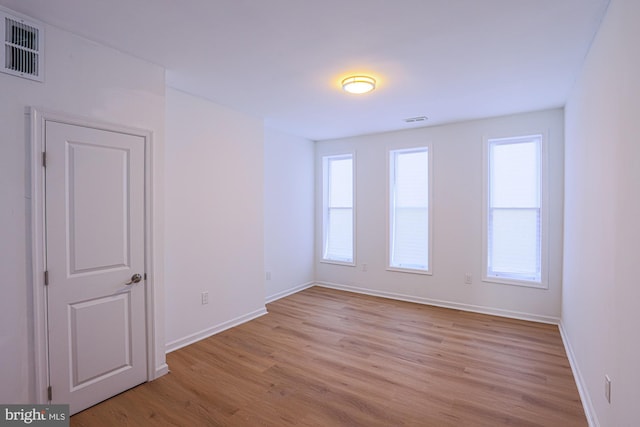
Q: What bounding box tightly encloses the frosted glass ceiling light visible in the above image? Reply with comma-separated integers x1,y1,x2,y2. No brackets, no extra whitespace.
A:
342,75,376,94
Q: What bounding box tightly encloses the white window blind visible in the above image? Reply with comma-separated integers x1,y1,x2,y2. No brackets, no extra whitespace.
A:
389,147,430,272
487,135,542,283
322,154,354,263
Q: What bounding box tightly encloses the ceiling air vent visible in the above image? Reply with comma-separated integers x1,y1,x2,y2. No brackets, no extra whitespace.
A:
0,10,44,82
404,116,428,123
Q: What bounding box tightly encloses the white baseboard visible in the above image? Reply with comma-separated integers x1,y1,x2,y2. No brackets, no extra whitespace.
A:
165,307,268,353
315,281,561,324
265,281,315,304
559,321,599,427
153,363,169,379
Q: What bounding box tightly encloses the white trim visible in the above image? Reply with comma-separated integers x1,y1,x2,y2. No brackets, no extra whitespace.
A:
481,276,547,289
481,132,550,290
142,117,164,381
265,282,315,303
387,144,433,274
155,364,169,378
29,107,164,404
320,151,356,265
29,107,49,405
319,259,357,267
165,307,268,353
559,321,599,427
386,267,433,276
315,281,560,324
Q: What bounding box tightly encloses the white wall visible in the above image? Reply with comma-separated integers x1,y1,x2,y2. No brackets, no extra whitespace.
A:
264,128,315,301
315,109,564,321
0,21,166,403
164,88,266,350
563,0,640,425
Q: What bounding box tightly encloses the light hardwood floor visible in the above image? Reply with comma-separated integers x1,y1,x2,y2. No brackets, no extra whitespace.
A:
71,286,586,426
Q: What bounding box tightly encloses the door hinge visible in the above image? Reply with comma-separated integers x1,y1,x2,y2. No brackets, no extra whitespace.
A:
47,386,52,401
44,270,49,286
42,152,46,168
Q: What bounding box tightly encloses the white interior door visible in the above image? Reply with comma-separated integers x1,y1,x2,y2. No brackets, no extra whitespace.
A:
45,120,147,415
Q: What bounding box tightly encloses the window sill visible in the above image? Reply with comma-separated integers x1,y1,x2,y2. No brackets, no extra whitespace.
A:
386,267,432,276
482,276,548,289
320,259,356,267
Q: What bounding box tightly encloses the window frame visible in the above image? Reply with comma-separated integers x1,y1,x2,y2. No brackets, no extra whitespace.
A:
321,152,356,266
386,145,433,275
482,134,549,288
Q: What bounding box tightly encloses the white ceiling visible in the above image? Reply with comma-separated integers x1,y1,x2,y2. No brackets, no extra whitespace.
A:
1,0,610,140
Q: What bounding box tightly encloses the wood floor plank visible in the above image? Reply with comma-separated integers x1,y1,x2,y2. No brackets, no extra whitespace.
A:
71,286,586,426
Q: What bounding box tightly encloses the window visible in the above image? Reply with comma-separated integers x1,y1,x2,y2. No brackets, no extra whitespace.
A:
322,154,354,264
389,147,431,273
484,135,545,286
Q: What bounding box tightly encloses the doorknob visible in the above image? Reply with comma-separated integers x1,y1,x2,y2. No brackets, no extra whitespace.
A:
125,273,143,285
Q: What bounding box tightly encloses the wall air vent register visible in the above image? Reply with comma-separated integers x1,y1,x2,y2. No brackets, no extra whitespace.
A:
1,9,44,82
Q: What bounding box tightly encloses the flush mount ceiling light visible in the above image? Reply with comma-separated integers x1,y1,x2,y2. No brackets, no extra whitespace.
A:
341,75,376,94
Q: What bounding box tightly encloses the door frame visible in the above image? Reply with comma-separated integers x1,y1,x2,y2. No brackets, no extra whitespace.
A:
29,107,163,404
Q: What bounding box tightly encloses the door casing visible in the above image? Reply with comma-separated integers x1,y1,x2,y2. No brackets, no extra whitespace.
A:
29,107,162,404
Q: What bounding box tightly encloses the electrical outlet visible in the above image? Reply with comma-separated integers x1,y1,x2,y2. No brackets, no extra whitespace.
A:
464,273,472,284
201,292,209,305
362,263,368,272
266,271,271,281
605,375,611,403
